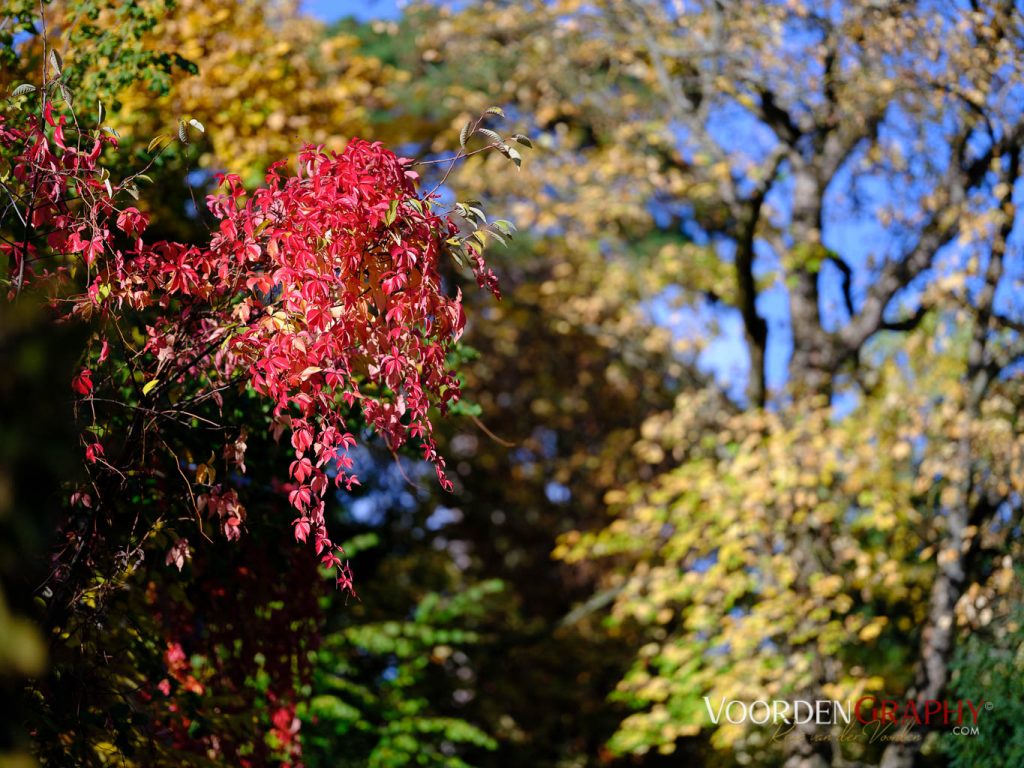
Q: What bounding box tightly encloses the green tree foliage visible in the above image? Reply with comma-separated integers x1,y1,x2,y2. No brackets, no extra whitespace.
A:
942,597,1024,767
304,575,502,767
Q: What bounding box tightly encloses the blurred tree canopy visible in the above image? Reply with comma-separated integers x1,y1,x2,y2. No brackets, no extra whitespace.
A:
356,2,1024,766
3,1,1024,767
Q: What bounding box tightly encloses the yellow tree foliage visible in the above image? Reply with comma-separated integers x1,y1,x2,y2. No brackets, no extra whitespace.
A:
135,0,401,181
31,0,403,183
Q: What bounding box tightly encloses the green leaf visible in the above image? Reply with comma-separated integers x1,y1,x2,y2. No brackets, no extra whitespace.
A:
11,83,36,97
384,199,399,227
142,379,159,396
309,694,360,722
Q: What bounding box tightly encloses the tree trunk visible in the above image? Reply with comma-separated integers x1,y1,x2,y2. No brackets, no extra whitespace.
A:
787,164,832,398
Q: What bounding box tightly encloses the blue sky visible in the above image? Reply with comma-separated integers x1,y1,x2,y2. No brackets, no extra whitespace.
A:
304,0,401,22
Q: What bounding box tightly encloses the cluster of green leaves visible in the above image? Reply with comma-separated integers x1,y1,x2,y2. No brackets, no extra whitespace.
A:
60,0,196,101
942,595,1024,767
1,0,196,104
303,576,503,767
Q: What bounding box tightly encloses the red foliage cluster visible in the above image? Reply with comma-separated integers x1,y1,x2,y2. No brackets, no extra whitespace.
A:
1,101,497,595
139,542,322,766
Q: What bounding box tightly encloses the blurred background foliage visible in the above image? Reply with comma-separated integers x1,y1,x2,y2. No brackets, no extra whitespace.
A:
3,1,1024,767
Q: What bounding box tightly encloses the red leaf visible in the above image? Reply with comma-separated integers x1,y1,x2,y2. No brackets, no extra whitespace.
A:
292,517,311,543
72,368,93,395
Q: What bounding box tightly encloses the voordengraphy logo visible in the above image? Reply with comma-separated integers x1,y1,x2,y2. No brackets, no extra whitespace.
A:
704,698,853,726
852,696,988,726
704,696,989,731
